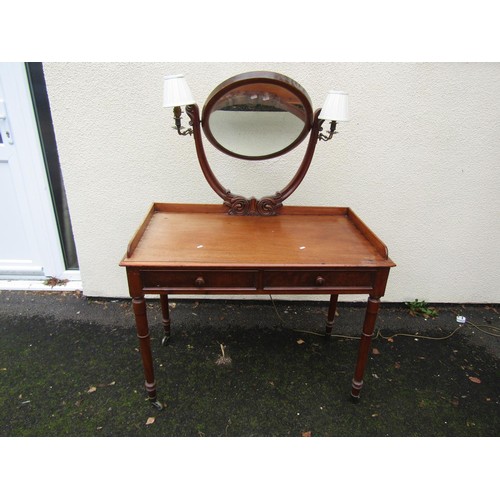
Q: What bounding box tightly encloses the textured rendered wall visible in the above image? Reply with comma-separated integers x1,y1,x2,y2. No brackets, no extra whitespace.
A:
43,62,500,302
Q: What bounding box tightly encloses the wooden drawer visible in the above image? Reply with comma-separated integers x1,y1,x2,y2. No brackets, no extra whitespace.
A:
262,270,375,291
140,270,258,291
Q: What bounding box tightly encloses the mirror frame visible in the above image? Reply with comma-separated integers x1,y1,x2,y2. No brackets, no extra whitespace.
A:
201,71,314,160
184,71,323,216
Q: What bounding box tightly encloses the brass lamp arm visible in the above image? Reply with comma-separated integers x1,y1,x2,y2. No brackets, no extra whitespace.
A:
173,106,194,136
318,119,337,141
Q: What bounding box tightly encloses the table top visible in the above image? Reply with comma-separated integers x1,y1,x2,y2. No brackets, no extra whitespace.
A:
120,203,395,269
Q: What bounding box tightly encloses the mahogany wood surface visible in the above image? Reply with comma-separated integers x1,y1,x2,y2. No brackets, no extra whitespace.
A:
121,203,395,406
121,203,393,267
186,105,322,215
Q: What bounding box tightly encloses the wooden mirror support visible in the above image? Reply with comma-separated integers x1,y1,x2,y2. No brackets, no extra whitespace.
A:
186,104,321,216
184,71,323,216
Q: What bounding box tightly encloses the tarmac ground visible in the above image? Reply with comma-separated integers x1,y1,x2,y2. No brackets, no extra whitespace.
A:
0,290,498,437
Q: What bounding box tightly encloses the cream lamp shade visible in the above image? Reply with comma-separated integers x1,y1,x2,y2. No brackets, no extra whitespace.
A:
163,74,195,107
319,91,350,121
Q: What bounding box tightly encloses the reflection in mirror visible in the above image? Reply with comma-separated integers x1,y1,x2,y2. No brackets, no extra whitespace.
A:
203,75,313,160
209,110,304,158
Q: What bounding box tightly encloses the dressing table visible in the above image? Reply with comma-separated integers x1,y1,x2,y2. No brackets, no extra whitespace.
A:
120,71,395,409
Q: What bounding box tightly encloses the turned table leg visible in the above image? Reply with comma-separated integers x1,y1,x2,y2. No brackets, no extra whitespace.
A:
132,296,163,410
351,295,380,402
160,294,171,346
325,294,339,336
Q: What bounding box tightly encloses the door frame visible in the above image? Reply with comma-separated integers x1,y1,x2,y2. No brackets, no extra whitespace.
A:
0,62,81,291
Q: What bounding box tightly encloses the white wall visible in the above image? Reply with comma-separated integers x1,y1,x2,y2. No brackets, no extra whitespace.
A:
43,62,500,302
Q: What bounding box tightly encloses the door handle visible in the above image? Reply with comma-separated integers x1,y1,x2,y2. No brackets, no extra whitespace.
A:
0,99,14,144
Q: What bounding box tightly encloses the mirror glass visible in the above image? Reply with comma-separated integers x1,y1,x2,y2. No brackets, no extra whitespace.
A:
202,73,313,160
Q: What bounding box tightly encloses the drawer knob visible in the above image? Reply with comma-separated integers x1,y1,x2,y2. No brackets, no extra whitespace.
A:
195,277,205,287
316,276,325,286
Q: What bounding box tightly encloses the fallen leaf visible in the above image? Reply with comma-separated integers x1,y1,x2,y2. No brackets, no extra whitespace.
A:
146,417,155,425
394,361,401,369
468,376,481,384
386,337,394,343
43,276,69,288
97,381,117,388
372,348,380,355
87,386,97,393
296,339,305,345
302,431,312,437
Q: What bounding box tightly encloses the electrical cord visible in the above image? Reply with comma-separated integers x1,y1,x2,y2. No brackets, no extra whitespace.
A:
270,295,352,338
463,320,500,337
269,295,500,342
376,326,462,341
270,295,360,340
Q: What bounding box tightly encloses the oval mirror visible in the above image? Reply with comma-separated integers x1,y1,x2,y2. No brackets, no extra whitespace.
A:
202,72,313,160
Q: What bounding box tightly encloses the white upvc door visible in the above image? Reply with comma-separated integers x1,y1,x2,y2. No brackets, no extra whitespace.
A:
0,62,79,287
